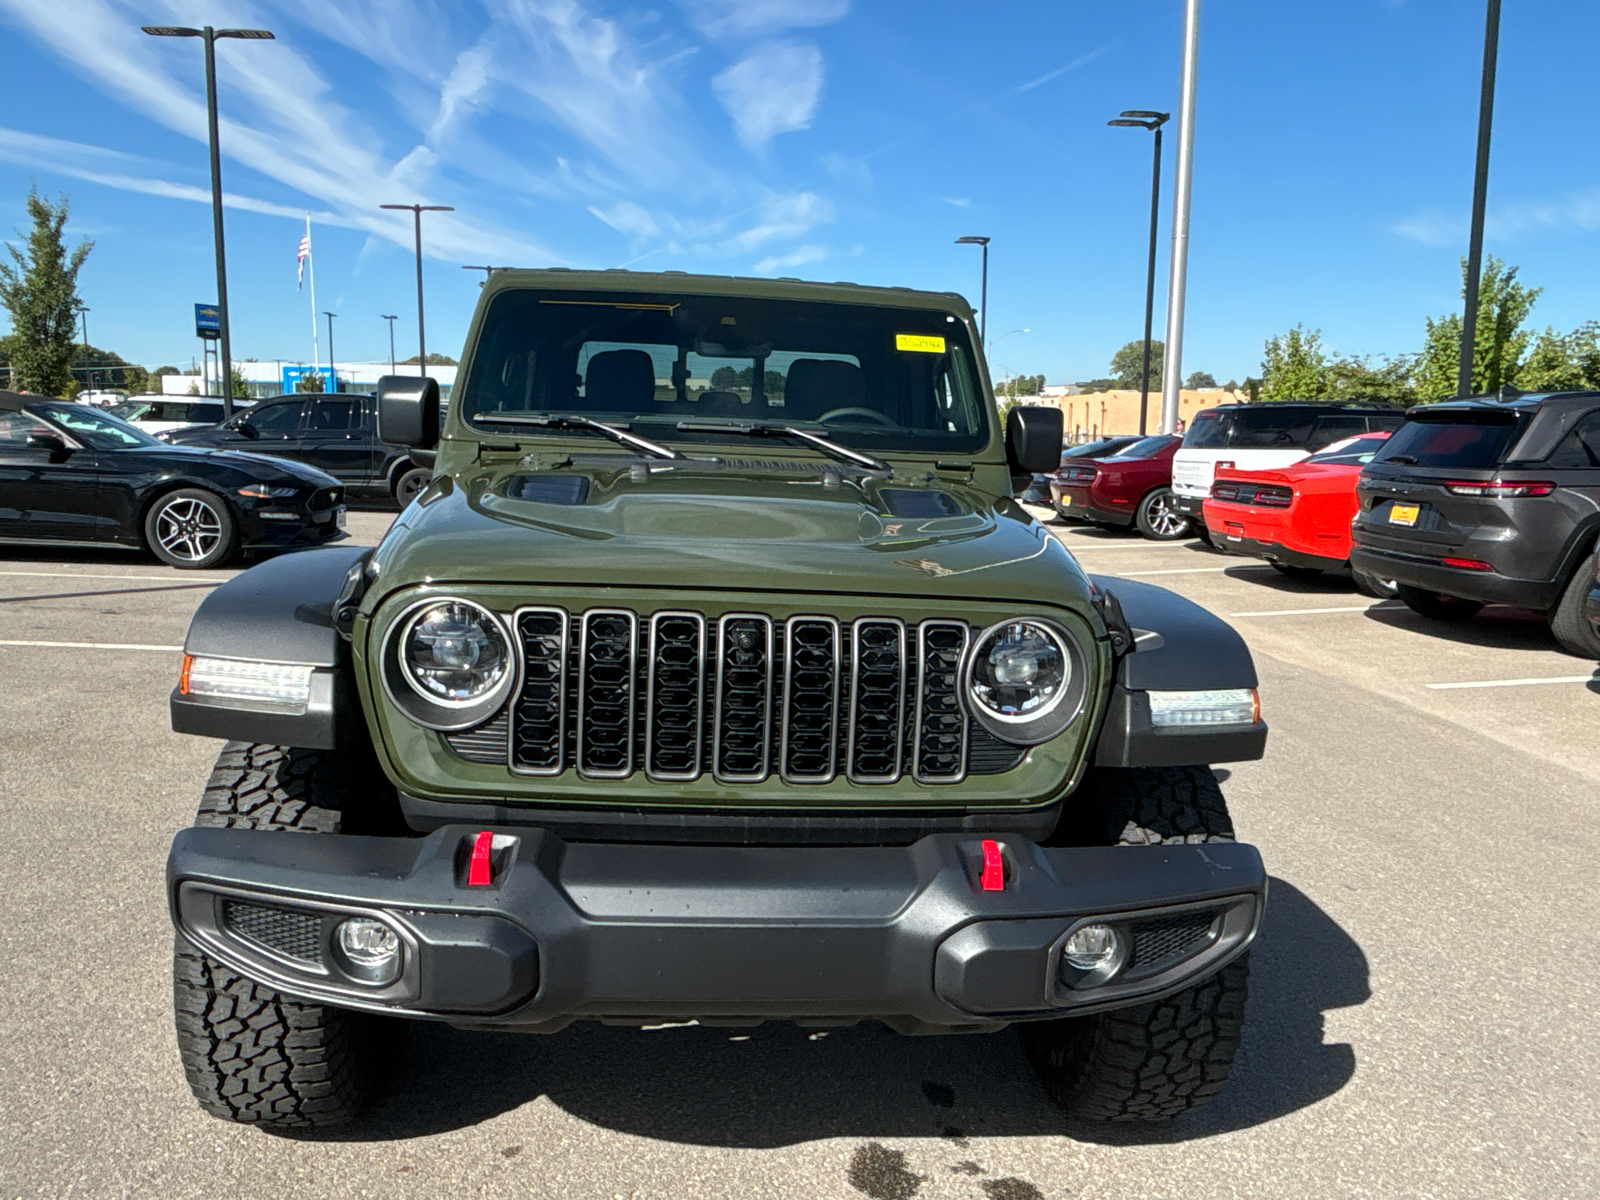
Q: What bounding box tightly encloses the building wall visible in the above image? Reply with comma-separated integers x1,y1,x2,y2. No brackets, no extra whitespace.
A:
1018,389,1245,440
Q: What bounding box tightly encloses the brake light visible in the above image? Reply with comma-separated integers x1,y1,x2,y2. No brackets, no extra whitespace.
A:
1210,482,1292,507
1443,480,1556,498
1440,557,1495,571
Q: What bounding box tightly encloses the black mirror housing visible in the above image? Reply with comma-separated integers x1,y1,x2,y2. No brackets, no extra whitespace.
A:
26,431,67,454
237,422,259,440
377,375,441,449
1006,405,1065,475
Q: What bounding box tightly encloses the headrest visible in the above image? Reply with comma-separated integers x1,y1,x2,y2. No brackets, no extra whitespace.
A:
584,349,656,410
782,358,866,422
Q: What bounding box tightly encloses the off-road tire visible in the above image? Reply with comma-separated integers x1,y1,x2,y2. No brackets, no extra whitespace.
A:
145,487,238,569
173,742,407,1129
1352,568,1398,599
393,465,431,507
1023,766,1249,1120
1396,583,1485,622
1135,488,1191,541
1548,551,1600,659
1270,562,1323,581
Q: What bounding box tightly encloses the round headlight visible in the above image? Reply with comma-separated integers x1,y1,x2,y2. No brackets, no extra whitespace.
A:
964,618,1086,745
399,600,510,704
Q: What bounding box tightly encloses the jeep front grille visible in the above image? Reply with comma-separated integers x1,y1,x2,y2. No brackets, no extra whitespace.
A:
471,606,1026,783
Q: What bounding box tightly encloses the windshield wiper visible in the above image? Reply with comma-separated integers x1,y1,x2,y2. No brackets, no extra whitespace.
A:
674,420,890,472
470,412,680,460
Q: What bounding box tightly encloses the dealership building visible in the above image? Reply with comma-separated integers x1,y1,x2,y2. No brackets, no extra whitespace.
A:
160,361,458,401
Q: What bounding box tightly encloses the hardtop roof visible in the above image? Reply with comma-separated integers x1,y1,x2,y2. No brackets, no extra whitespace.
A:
1404,390,1600,417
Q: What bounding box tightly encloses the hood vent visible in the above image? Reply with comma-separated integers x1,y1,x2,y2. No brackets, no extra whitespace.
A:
508,474,590,505
881,489,962,518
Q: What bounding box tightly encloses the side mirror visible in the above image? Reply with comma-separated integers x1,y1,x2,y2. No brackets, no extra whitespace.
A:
236,422,259,440
1006,405,1065,475
26,431,67,455
377,375,441,449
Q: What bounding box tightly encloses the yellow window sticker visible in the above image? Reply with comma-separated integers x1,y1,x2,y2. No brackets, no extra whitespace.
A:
895,333,947,354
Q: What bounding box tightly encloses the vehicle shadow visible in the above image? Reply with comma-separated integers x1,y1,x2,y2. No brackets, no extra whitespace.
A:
1362,602,1568,653
298,878,1367,1147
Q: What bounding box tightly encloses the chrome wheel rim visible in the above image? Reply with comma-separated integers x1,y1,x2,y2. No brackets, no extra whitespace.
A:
398,471,428,504
1147,493,1189,538
154,497,222,562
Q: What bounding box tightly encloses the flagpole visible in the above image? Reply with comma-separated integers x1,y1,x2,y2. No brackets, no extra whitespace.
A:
306,214,320,385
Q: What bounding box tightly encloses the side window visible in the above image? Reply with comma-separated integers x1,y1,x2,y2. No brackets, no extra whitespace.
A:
247,402,304,436
1366,412,1405,432
1547,412,1600,469
1307,415,1367,450
0,411,51,445
308,399,355,431
189,404,224,423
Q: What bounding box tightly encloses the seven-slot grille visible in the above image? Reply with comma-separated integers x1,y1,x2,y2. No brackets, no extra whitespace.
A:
492,607,1001,784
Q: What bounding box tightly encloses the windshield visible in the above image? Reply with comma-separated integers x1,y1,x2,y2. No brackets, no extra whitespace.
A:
1306,433,1390,465
1105,434,1177,460
460,290,990,453
1374,413,1524,469
32,403,160,450
109,401,154,421
1182,412,1230,449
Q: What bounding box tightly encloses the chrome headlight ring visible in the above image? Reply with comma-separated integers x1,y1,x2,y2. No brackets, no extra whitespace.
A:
380,597,520,732
962,617,1089,745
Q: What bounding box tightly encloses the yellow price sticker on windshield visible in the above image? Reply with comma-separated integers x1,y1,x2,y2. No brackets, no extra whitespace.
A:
895,334,946,354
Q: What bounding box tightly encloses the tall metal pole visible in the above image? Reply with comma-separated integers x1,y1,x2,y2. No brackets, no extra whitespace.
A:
201,28,235,416
1160,0,1201,434
382,315,398,375
323,311,337,392
1459,0,1502,398
412,209,426,372
979,241,989,349
1140,126,1164,436
77,305,90,391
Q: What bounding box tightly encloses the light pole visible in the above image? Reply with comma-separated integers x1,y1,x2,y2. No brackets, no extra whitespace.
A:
322,311,337,392
1109,110,1170,435
381,203,455,373
75,303,90,392
381,314,398,375
1158,0,1201,435
1459,0,1502,397
955,236,991,348
142,24,275,417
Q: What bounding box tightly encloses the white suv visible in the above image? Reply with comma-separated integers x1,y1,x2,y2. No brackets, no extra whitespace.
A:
1171,403,1404,536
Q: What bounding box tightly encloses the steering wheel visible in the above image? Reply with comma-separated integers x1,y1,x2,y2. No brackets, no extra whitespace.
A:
818,407,896,427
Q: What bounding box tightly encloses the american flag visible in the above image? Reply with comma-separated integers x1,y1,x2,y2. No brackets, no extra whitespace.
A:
296,220,311,291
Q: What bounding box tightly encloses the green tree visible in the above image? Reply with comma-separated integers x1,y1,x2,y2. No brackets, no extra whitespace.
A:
1260,325,1327,400
1413,256,1541,400
296,370,327,393
710,365,738,389
402,352,458,366
1075,377,1117,394
0,187,94,396
1184,370,1217,389
1322,354,1416,404
1514,322,1600,393
229,365,249,398
1109,339,1163,390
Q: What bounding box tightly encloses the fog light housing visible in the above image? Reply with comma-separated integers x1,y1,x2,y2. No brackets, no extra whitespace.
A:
1064,924,1119,970
334,917,402,985
180,655,314,714
1147,688,1259,729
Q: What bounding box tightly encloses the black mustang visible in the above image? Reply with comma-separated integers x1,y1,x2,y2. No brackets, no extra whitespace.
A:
0,392,346,569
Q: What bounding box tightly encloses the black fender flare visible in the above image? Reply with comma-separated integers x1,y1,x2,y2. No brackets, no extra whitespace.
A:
170,545,371,749
1087,575,1268,768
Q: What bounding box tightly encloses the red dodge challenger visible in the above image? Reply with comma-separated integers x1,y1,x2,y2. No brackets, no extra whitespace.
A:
1203,432,1396,596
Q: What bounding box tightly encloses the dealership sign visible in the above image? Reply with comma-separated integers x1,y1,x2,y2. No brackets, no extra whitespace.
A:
281,365,335,393
194,304,221,340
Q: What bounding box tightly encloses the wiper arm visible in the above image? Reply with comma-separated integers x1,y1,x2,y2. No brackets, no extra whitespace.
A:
675,420,890,472
471,412,680,460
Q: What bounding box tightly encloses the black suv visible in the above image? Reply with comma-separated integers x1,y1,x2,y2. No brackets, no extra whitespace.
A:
165,393,433,505
1351,391,1600,657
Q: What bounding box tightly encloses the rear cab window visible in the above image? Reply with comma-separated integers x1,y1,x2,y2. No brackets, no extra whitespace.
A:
1374,411,1525,469
1182,411,1230,449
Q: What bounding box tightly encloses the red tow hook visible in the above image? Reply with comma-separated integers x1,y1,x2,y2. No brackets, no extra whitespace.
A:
467,830,495,887
979,839,1006,892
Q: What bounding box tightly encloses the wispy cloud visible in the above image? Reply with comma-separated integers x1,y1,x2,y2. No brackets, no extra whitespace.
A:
679,0,848,41
753,243,828,273
714,39,824,150
1391,188,1600,246
940,196,971,208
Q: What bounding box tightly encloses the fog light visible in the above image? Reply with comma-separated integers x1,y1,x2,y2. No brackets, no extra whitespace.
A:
1147,688,1259,728
335,918,402,985
1064,923,1120,971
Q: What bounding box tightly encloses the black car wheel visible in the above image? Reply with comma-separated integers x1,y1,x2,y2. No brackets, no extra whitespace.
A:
145,489,238,569
1352,569,1398,599
394,466,431,506
1134,488,1191,541
1396,583,1484,622
1549,551,1600,659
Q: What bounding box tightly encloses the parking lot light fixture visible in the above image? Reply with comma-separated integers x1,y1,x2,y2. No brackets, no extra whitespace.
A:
1109,111,1170,435
381,203,455,374
142,24,276,417
955,236,991,347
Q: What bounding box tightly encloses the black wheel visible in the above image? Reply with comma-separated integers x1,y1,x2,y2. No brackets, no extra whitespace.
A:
393,465,431,506
1134,488,1191,541
1191,523,1221,551
1396,583,1485,622
144,488,237,569
1023,766,1249,1121
1270,562,1323,581
173,743,408,1129
1352,568,1398,599
1549,550,1600,659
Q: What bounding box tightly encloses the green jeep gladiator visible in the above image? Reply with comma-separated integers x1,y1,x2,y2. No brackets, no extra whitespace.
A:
166,270,1268,1128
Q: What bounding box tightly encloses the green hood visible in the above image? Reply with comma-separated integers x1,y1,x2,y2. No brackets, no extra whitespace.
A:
367,457,1094,612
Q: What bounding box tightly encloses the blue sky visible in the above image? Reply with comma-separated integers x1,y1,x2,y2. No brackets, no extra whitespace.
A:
1,0,1597,386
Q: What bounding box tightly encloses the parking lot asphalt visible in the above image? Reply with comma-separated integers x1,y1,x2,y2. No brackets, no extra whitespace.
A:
1,508,1596,1199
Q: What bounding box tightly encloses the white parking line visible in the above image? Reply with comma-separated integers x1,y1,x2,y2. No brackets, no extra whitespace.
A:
1426,675,1596,691
0,570,232,582
1116,565,1276,577
0,639,184,652
1230,603,1402,617
1056,541,1201,553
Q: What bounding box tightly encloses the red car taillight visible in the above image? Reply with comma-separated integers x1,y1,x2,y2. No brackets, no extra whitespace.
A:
1443,480,1556,498
1210,481,1292,507
1440,557,1495,571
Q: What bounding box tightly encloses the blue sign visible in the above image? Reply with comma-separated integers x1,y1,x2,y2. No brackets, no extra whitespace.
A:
194,303,220,340
281,365,335,394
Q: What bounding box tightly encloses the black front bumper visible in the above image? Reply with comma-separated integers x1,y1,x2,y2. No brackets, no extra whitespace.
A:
169,825,1265,1032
